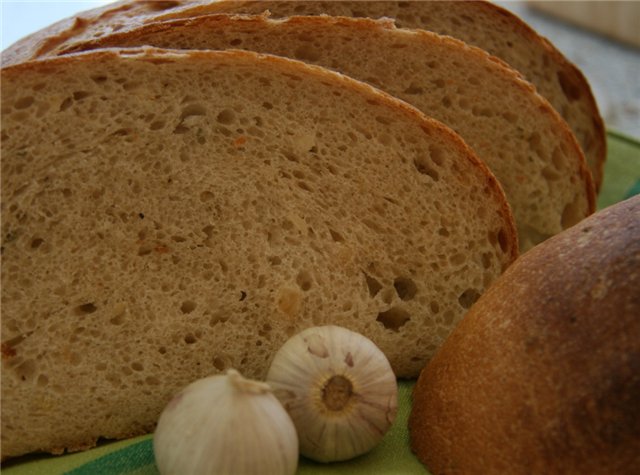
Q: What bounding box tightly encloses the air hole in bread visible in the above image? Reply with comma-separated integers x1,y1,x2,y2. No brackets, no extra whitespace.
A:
472,106,492,117
14,96,34,109
138,243,153,256
37,374,49,387
542,166,561,181
363,272,382,298
528,132,544,159
262,101,273,110
557,70,582,101
283,151,299,163
443,309,456,326
180,301,197,314
497,229,510,253
329,228,344,243
441,96,452,107
14,359,37,382
430,301,440,314
551,146,565,171
413,157,439,181
72,91,91,101
90,75,107,84
131,362,143,372
394,277,418,301
216,108,234,125
30,237,44,249
149,120,165,131
502,111,517,123
200,191,214,202
404,83,424,95
482,252,493,269
298,181,312,192
59,97,73,112
230,38,242,46
75,303,97,315
184,334,197,344
458,288,481,309
110,128,131,137
375,115,392,126
561,195,583,229
294,44,321,62
296,271,313,291
213,356,228,371
268,255,282,266
109,312,124,325
449,253,466,266
377,307,411,331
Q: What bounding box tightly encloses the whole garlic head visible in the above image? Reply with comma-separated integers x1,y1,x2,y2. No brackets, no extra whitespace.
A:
153,369,298,475
266,325,398,462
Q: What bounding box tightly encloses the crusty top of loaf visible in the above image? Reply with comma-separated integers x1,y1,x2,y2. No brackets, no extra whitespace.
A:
1,47,516,458
55,13,596,251
0,0,605,191
409,195,640,474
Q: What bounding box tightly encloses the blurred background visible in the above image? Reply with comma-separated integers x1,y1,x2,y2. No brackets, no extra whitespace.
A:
1,0,639,139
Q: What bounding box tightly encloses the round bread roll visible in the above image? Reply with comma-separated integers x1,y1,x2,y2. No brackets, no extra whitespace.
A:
409,195,640,474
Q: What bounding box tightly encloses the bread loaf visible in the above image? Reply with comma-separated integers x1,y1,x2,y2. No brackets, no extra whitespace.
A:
52,14,595,251
0,48,517,458
0,0,606,192
409,195,640,474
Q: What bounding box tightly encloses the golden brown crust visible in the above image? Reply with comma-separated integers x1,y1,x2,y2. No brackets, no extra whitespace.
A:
409,195,640,474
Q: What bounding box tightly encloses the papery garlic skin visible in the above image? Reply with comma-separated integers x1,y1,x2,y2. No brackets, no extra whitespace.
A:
266,325,398,462
153,369,298,475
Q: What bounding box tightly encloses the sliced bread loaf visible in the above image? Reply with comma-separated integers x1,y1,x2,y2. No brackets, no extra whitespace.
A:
59,13,595,251
0,0,606,191
409,195,640,474
0,48,517,458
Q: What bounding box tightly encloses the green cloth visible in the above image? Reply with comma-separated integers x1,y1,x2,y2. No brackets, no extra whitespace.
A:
2,131,639,475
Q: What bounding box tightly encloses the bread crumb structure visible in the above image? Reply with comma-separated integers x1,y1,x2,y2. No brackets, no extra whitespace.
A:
1,48,516,458
60,13,596,251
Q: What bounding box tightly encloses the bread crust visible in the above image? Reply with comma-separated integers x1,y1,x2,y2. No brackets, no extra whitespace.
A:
409,195,640,474
1,47,517,458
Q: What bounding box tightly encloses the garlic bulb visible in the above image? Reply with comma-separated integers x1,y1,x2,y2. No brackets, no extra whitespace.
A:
266,325,398,462
153,369,298,475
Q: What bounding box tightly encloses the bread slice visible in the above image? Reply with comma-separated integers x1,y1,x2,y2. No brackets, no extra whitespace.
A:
0,0,606,192
58,14,596,252
409,195,640,474
0,48,517,458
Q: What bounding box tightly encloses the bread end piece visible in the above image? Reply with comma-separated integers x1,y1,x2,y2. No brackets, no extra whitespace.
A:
409,195,640,474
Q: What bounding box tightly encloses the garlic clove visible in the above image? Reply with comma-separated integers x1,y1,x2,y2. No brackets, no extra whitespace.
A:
153,369,298,475
266,325,398,462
